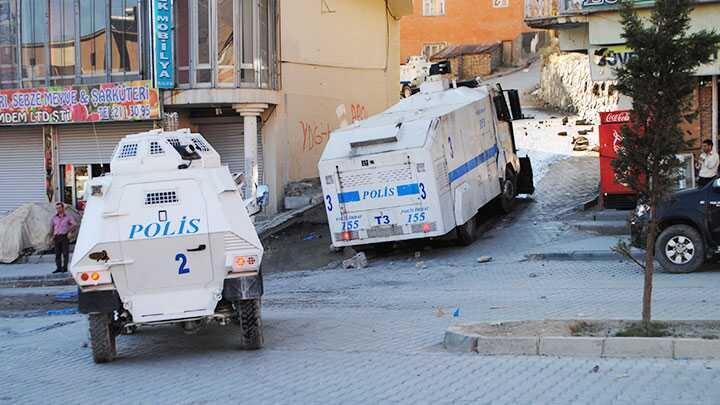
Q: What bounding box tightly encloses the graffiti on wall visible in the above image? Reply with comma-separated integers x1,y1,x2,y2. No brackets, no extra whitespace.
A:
299,103,369,154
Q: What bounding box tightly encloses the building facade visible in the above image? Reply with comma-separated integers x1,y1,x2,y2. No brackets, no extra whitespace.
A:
525,0,719,154
400,0,538,64
0,0,412,215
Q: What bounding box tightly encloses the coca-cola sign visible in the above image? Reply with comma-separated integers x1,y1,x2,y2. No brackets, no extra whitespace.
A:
600,110,631,124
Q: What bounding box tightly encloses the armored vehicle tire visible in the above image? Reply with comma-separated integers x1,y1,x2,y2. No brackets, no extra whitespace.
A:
655,225,705,273
457,215,478,246
499,173,517,214
88,313,117,363
236,299,263,350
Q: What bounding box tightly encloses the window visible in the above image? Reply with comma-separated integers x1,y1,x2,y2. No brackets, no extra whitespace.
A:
422,0,445,16
423,42,447,59
49,0,75,85
175,0,190,84
175,0,277,89
492,0,509,8
110,0,139,79
0,1,17,88
21,0,47,87
2,0,144,88
80,0,108,82
217,0,234,85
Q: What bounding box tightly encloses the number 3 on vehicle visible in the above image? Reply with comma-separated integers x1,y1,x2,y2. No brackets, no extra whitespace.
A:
175,253,190,275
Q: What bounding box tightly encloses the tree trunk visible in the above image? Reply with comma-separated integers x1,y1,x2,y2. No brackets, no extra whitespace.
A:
643,201,657,326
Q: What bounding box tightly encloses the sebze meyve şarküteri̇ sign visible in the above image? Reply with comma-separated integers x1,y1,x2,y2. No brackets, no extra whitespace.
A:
0,81,160,125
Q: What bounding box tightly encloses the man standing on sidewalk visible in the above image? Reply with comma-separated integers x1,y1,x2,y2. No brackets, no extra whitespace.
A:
51,203,76,274
697,139,719,188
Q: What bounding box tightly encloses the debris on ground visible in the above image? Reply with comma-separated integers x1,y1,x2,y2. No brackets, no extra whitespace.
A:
529,273,539,278
342,252,368,269
47,308,78,316
590,145,600,152
415,261,426,269
557,131,568,136
561,117,568,125
284,178,322,209
303,233,319,241
575,119,591,126
477,256,493,263
342,246,358,259
591,365,600,373
572,135,589,151
452,308,460,317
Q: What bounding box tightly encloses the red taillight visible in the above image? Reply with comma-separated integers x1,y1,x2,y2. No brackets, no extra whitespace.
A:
80,272,89,281
422,223,431,233
247,256,256,265
342,231,352,241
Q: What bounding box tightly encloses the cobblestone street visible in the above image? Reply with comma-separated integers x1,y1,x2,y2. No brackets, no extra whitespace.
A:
4,151,720,404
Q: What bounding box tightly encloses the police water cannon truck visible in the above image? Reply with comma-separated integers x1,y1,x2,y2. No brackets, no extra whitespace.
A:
71,129,268,363
318,61,534,247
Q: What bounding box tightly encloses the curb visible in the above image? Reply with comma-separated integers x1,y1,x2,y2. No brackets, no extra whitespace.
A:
525,250,644,262
443,327,720,359
0,274,74,288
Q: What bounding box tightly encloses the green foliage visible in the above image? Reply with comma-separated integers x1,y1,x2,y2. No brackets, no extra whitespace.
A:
612,0,720,201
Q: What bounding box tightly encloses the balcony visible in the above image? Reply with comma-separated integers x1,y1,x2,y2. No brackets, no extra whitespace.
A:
524,0,586,28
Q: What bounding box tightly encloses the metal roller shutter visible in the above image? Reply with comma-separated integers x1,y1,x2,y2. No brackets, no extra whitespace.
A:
57,122,155,164
0,127,46,215
199,123,264,182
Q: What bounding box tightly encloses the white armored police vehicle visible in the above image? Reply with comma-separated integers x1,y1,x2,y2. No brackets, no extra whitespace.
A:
71,129,267,363
319,62,534,247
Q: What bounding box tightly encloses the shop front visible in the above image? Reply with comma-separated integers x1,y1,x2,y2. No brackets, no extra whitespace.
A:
0,81,160,214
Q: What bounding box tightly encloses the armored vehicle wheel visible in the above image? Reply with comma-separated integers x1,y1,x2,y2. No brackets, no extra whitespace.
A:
88,313,117,363
655,225,705,273
499,173,516,214
457,215,478,246
236,299,263,350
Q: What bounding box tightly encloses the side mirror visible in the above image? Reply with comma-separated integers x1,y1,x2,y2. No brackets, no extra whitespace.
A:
713,178,720,190
256,185,269,207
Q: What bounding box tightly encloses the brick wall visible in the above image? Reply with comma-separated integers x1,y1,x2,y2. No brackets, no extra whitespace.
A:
400,0,537,63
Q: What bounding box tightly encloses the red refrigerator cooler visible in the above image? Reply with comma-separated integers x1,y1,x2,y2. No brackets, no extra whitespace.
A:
599,110,637,209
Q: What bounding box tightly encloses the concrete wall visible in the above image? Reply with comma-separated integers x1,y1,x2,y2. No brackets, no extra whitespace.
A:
400,0,536,63
280,0,402,181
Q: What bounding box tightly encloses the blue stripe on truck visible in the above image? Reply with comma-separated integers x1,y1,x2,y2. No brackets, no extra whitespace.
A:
337,191,361,203
448,144,499,184
396,183,420,196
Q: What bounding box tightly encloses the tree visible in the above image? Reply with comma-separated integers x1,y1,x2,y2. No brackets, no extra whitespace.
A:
612,0,720,326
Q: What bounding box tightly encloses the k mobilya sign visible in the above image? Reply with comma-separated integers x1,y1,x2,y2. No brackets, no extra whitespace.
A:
589,45,720,81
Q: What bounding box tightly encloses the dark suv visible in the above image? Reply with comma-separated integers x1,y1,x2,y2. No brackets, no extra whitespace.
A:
631,178,720,273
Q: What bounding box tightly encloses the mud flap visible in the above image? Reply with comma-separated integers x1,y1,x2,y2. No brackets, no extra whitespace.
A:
78,288,122,314
222,273,264,301
517,156,535,195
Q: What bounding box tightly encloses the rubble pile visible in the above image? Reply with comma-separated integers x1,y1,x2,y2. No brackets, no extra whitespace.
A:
535,53,624,124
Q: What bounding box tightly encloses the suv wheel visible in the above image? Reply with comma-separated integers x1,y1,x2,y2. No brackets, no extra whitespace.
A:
236,299,263,350
655,225,705,273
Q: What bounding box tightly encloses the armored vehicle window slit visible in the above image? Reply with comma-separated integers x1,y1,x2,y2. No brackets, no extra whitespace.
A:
145,191,179,205
149,141,165,155
118,144,138,158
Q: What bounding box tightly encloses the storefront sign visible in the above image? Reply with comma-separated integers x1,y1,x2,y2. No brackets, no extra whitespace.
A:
590,45,720,81
0,81,160,125
153,0,174,89
582,0,653,8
